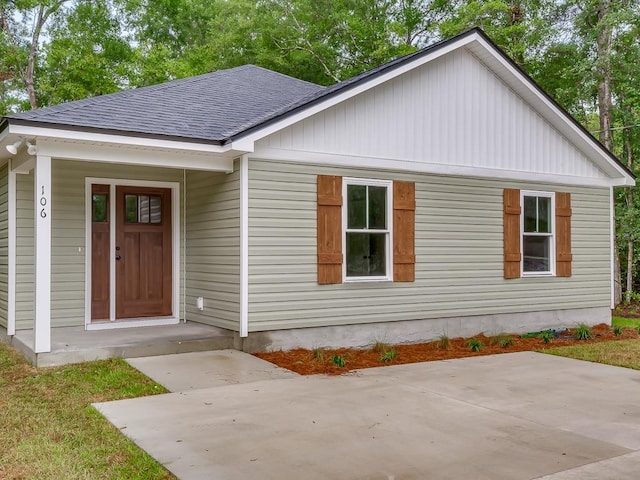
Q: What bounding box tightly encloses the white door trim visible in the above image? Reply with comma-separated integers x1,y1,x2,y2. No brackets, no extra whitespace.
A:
84,177,181,330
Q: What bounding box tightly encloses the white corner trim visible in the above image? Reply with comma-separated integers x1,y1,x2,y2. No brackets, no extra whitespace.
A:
610,187,615,310
7,160,16,336
240,155,249,337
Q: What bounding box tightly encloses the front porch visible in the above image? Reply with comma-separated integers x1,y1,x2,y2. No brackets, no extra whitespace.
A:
3,322,236,367
0,137,247,363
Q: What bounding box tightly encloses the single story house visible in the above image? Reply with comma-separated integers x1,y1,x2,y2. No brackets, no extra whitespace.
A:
0,28,634,361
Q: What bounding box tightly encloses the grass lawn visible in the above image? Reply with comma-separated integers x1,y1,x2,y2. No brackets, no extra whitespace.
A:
0,343,175,480
541,317,640,370
612,316,640,328
543,339,640,370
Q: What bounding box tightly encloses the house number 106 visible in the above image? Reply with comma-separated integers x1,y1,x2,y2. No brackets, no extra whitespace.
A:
40,186,47,219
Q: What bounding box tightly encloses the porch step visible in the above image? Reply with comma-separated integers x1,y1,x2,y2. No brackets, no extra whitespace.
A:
8,323,237,367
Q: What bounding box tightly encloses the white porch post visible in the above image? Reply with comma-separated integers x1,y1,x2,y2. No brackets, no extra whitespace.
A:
34,155,52,353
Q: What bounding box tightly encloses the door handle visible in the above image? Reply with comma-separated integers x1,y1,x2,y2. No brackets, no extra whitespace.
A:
116,255,121,261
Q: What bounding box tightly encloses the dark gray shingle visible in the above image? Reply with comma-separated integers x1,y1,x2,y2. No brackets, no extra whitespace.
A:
7,65,324,144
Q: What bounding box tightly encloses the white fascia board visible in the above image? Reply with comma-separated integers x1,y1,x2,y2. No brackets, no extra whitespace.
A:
231,35,479,150
466,37,634,186
7,123,232,154
37,138,235,172
252,147,626,187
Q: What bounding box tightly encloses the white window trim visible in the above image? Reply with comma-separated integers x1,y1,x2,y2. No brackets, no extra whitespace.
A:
342,177,393,282
84,177,181,329
521,190,555,277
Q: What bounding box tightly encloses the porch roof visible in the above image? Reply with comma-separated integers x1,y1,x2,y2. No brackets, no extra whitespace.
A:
3,65,324,145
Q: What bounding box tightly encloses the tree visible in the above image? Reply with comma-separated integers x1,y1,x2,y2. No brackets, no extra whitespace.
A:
38,0,134,105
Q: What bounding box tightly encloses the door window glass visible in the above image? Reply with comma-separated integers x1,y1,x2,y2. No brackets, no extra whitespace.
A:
92,194,108,223
125,194,162,224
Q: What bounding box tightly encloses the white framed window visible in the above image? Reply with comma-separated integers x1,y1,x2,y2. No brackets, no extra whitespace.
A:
343,178,393,282
521,190,555,276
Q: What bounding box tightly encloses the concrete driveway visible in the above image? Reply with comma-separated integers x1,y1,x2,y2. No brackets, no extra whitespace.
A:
94,351,640,480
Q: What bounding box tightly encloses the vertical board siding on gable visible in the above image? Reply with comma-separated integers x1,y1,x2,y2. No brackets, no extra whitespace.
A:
0,164,8,327
264,48,607,181
15,160,185,330
247,159,611,331
185,167,240,330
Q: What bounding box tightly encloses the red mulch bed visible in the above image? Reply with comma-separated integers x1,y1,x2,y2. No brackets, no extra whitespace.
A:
254,323,639,376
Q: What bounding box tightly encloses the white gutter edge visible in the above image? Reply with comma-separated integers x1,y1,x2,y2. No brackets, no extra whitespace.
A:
7,123,235,154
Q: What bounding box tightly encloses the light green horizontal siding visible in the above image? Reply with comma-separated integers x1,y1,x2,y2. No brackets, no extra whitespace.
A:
185,164,240,330
247,159,611,331
15,160,185,330
15,171,34,330
0,163,8,328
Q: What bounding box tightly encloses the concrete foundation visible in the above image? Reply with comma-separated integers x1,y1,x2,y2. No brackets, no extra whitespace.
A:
239,306,611,352
1,306,612,364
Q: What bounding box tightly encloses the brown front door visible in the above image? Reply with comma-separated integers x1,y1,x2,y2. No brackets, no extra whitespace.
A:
115,186,172,318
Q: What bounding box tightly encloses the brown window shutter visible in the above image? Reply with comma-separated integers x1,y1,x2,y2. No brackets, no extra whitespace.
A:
555,192,572,277
317,175,343,284
503,189,521,279
393,181,416,282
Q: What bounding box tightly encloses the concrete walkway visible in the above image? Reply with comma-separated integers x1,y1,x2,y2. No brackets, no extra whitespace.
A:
95,351,640,480
126,350,298,392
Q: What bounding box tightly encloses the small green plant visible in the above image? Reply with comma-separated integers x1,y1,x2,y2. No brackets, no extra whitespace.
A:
491,334,514,348
332,354,346,367
574,323,594,340
636,325,640,335
438,334,450,349
613,325,624,336
371,341,390,354
539,331,554,344
468,338,483,352
380,348,397,363
311,348,325,362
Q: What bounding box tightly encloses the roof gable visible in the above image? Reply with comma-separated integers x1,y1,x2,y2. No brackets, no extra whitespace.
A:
258,47,610,185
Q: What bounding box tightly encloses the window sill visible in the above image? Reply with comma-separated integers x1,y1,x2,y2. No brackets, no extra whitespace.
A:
344,276,393,283
522,272,555,278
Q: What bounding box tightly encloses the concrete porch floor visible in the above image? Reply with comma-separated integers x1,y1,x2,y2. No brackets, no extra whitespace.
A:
4,322,236,367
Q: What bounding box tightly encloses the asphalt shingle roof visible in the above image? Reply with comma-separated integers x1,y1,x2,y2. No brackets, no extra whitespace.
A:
6,65,324,144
